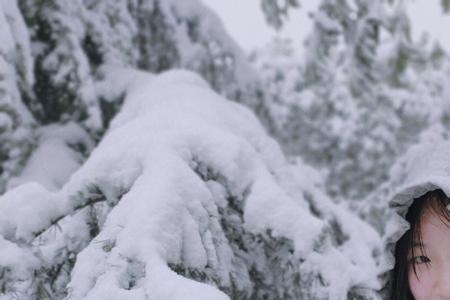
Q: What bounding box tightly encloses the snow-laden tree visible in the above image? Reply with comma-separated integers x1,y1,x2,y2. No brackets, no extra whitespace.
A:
253,0,450,200
0,0,35,193
0,0,263,194
283,0,424,199
249,38,303,136
260,0,299,30
0,69,385,300
17,0,255,127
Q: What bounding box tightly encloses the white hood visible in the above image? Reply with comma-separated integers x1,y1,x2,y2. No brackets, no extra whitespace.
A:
382,141,450,296
390,142,450,216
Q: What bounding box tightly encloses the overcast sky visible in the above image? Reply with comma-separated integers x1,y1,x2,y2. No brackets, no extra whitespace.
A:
201,0,450,55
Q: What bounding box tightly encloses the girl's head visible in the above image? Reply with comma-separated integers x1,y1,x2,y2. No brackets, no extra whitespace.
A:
391,189,450,300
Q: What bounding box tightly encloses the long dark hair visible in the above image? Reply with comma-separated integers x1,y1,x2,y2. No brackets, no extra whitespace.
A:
391,189,450,300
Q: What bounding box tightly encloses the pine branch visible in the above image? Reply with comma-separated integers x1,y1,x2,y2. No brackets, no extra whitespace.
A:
31,187,107,241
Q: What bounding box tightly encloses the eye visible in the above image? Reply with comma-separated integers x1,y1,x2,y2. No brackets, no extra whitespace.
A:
410,255,431,265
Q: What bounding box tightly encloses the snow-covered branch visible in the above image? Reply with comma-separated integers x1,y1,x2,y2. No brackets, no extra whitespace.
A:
0,69,384,300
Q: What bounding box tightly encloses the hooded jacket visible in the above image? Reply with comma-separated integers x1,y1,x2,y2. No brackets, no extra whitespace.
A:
383,141,450,297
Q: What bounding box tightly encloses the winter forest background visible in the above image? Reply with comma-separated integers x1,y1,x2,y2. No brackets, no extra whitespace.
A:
1,0,450,299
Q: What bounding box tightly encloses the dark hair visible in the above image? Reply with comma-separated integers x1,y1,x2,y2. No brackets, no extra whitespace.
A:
391,189,450,300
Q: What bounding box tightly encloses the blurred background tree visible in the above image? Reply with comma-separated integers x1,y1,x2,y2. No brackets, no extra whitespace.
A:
255,0,450,202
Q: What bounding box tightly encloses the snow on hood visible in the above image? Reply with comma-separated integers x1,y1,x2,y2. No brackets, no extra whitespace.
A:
389,141,450,221
381,140,450,295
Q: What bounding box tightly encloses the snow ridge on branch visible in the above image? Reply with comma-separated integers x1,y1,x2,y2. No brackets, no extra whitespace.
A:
0,69,383,300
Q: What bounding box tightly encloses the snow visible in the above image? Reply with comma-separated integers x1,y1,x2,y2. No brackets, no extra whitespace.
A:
64,69,280,299
0,0,34,125
278,158,383,298
0,3,16,57
0,112,13,131
7,122,94,191
0,234,40,300
0,182,60,241
0,68,383,299
163,0,256,86
314,9,342,34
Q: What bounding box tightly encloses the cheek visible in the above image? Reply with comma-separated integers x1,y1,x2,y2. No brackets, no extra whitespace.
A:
408,267,431,299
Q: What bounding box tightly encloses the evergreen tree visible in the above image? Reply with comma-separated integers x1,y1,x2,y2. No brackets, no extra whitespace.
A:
254,0,450,200
260,0,300,30
0,0,262,194
0,0,35,193
0,69,383,300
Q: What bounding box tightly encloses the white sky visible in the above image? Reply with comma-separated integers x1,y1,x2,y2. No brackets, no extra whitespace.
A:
201,0,450,55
